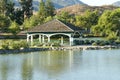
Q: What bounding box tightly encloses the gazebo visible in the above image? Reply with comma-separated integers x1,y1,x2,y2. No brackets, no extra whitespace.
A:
26,19,83,46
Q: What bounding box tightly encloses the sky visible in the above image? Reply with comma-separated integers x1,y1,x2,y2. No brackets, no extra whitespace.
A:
80,0,119,6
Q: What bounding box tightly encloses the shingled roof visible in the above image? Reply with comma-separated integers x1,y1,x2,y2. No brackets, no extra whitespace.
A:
27,19,82,33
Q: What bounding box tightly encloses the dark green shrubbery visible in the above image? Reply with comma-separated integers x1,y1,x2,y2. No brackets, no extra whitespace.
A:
92,42,97,46
1,40,10,50
74,39,117,46
11,42,21,49
19,41,29,48
11,41,29,49
52,43,60,47
1,40,29,50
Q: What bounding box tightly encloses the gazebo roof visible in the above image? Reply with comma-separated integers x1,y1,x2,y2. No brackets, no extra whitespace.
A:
27,19,82,33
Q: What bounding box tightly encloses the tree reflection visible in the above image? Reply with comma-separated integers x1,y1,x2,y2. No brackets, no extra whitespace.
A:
37,50,76,77
21,54,33,80
0,62,9,80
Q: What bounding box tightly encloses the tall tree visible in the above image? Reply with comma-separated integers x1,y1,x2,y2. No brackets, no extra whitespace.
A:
45,0,55,17
91,9,120,40
0,14,10,32
0,0,12,32
0,0,7,15
9,21,20,35
14,8,24,25
19,0,33,18
6,0,15,20
38,0,46,18
75,10,100,32
55,11,72,23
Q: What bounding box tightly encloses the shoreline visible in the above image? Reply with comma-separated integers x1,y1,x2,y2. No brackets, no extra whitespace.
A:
52,45,120,50
0,45,120,54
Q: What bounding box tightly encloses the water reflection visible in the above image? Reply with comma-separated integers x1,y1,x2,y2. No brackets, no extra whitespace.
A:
0,50,80,80
0,50,120,80
21,53,33,80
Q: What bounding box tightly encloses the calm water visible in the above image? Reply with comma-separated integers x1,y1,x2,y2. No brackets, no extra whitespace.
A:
0,49,120,80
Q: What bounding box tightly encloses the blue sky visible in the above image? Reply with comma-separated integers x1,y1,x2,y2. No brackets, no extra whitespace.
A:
80,0,119,6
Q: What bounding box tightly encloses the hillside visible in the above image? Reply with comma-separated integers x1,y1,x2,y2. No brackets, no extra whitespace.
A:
113,1,120,7
56,4,119,15
13,0,86,11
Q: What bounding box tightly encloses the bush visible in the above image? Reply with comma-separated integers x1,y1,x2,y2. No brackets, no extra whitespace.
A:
74,40,80,45
52,43,60,47
1,43,9,50
84,40,91,45
11,42,21,49
92,42,97,46
79,40,84,45
91,40,95,44
1,40,10,50
99,41,105,46
19,41,29,48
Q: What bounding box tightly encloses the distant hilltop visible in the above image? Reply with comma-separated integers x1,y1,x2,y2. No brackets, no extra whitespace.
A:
56,4,119,15
112,1,120,7
13,0,86,11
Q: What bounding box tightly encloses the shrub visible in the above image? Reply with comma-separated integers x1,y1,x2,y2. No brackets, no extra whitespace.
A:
1,40,10,50
99,41,105,46
1,43,9,50
73,40,80,45
84,40,91,45
91,40,95,44
11,42,21,49
79,40,84,45
11,41,29,49
19,41,29,48
52,43,60,47
92,42,97,46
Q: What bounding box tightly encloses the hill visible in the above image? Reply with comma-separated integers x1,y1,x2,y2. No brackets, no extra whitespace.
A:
112,1,120,7
56,4,119,15
13,0,86,11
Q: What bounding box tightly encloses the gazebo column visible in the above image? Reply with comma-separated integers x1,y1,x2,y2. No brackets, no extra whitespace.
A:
27,34,30,42
61,36,64,45
69,35,73,46
42,35,45,43
39,34,42,43
47,35,50,43
30,34,33,46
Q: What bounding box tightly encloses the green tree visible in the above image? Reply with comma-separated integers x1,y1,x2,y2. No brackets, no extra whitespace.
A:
19,0,33,18
45,0,55,17
91,9,120,40
0,0,7,14
55,11,72,23
75,10,100,32
9,21,20,35
38,0,47,18
44,16,53,22
13,8,24,25
23,15,42,29
0,14,10,32
5,0,15,19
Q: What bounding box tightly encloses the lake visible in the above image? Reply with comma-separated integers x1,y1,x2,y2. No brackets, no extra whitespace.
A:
0,49,120,80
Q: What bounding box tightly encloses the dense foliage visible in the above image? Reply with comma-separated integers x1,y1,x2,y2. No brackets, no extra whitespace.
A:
91,8,120,41
1,40,29,50
0,0,120,41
